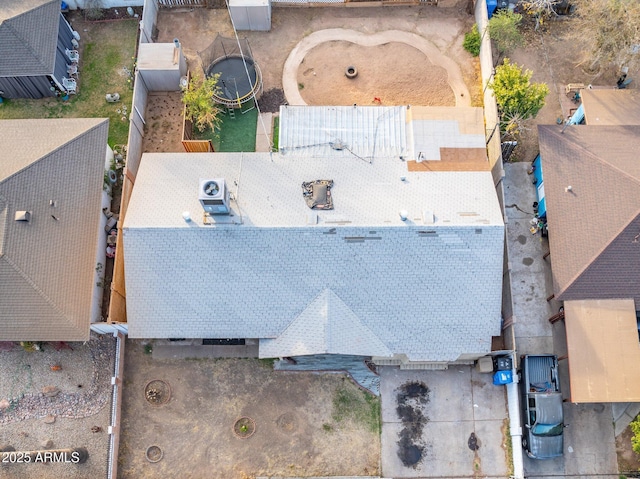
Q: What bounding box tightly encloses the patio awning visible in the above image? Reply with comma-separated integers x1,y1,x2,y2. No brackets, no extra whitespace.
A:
565,299,640,402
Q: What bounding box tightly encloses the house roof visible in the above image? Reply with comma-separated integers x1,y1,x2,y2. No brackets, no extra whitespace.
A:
538,125,640,303
0,118,109,341
123,148,504,361
564,299,640,402
581,89,640,125
0,0,59,77
278,105,488,168
259,288,393,358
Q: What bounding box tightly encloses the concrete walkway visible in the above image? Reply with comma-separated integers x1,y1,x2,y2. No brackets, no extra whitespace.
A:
255,112,273,152
282,29,471,107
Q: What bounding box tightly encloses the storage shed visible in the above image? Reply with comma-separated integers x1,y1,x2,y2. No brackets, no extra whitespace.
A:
0,0,77,98
228,0,271,32
137,42,187,92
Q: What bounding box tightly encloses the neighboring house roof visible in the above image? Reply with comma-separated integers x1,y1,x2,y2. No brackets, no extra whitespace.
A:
538,125,640,304
124,107,504,361
0,118,109,341
581,89,640,126
0,0,59,77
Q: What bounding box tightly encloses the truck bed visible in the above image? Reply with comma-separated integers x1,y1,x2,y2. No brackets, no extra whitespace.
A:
526,355,559,392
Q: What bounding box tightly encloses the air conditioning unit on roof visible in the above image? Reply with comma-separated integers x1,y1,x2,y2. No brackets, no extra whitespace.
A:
199,178,230,215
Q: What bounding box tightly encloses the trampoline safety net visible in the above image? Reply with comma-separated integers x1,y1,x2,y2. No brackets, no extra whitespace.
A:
198,35,263,108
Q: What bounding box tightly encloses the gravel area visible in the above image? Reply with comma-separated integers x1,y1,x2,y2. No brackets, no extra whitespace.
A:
0,333,116,478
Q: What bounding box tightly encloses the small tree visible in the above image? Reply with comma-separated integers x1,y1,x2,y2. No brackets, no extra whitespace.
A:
488,10,523,61
489,58,549,135
463,24,481,57
182,73,223,133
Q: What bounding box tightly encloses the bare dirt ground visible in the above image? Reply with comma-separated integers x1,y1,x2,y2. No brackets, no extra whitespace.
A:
616,424,640,475
142,92,184,153
147,3,479,154
505,14,628,162
0,335,115,479
118,340,380,479
297,41,455,106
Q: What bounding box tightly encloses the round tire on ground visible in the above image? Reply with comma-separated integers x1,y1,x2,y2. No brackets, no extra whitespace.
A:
345,66,358,79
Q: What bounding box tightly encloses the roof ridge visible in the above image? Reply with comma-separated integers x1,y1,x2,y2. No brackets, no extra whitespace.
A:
1,119,108,184
4,19,51,73
1,254,71,323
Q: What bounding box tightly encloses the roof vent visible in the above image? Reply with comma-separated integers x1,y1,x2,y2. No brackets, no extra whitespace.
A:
302,180,334,210
422,210,434,225
198,178,230,215
15,211,31,222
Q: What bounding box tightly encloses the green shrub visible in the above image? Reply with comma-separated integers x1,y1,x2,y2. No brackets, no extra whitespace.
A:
463,24,481,57
631,414,640,454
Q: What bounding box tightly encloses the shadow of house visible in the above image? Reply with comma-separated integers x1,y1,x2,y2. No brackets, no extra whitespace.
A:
0,0,77,98
0,118,109,341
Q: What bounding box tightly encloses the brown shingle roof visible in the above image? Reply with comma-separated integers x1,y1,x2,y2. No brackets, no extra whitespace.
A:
539,125,640,304
0,118,109,341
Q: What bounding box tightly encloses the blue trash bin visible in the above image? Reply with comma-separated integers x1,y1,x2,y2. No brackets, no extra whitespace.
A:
493,370,513,385
487,0,498,18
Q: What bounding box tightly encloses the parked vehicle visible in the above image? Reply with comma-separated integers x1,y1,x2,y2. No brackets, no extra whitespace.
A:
519,354,564,459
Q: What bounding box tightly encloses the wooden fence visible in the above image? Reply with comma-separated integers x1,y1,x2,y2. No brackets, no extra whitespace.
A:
182,105,214,152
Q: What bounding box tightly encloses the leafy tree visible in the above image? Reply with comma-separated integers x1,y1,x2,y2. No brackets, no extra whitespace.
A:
463,24,481,57
488,10,523,59
182,73,223,133
489,59,549,135
571,0,640,73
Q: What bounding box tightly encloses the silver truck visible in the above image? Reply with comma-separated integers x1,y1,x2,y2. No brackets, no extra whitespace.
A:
519,354,564,459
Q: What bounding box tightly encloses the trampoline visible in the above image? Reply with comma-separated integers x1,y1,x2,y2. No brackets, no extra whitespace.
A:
199,35,262,108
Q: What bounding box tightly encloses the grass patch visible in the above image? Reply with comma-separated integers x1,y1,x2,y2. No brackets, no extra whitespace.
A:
197,103,258,152
332,381,381,434
271,116,280,152
258,358,276,369
0,19,138,147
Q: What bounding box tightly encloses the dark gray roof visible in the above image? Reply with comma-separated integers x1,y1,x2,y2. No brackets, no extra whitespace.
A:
538,125,640,304
0,0,59,77
0,118,109,341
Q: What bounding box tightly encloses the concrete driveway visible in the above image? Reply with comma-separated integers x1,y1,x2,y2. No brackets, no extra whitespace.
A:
380,365,509,478
504,162,619,479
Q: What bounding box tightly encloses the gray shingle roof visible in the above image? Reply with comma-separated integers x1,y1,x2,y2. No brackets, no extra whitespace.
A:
0,0,59,77
0,118,109,341
259,288,393,357
538,125,640,304
123,149,504,361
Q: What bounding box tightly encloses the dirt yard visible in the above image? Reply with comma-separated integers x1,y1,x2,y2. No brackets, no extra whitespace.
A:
297,41,455,106
0,335,115,479
118,340,380,479
145,2,479,154
504,14,630,162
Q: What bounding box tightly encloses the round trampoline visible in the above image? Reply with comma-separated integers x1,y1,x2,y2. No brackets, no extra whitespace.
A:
207,55,262,107
199,35,262,108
